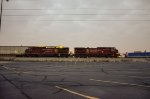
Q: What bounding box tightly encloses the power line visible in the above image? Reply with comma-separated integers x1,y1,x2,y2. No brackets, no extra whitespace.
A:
2,14,150,16
3,0,42,2
3,20,150,21
3,8,150,10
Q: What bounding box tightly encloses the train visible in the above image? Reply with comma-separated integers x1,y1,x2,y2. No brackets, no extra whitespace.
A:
0,46,119,58
1,46,150,58
15,46,119,58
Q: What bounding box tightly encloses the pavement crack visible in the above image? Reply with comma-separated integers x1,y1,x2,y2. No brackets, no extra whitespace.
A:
41,75,47,82
101,67,109,74
143,82,150,86
52,89,63,94
60,78,65,82
0,73,32,99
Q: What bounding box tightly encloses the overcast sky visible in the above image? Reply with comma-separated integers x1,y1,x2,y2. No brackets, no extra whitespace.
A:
0,0,150,53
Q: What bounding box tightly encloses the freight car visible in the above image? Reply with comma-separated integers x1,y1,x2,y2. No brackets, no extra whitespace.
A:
22,46,69,57
0,46,29,57
74,47,119,58
125,51,150,58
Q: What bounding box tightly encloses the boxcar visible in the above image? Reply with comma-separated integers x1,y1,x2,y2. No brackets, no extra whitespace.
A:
0,46,29,57
126,52,150,58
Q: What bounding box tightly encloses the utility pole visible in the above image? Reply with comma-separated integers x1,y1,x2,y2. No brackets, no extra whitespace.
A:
0,0,9,31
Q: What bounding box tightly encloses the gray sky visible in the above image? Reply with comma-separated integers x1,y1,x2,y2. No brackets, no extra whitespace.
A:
0,0,150,53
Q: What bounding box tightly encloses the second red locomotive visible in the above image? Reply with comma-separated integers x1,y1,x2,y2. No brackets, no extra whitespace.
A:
74,47,119,58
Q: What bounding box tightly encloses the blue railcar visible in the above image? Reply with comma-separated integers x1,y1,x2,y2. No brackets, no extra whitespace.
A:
127,52,150,58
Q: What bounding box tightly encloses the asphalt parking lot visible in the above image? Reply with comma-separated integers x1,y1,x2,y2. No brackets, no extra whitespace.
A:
0,61,150,99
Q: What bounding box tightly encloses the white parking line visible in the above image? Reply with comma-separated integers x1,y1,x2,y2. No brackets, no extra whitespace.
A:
126,75,150,79
1,66,29,74
115,75,150,79
90,79,150,88
55,86,99,99
2,66,12,70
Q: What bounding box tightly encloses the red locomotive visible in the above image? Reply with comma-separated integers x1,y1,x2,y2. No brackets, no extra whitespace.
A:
24,46,69,57
74,47,119,58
